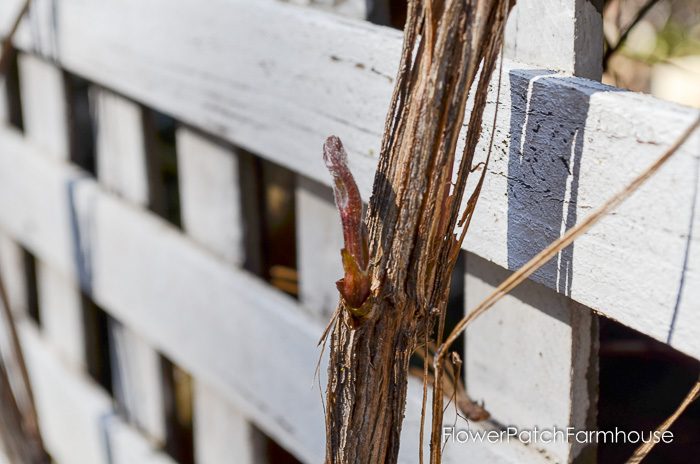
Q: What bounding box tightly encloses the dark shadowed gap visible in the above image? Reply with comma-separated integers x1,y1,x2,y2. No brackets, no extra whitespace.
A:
21,248,40,326
366,0,407,29
242,155,298,297
598,317,700,463
3,48,23,131
161,356,194,464
251,425,303,464
144,110,181,228
443,250,466,358
63,72,96,176
82,296,113,395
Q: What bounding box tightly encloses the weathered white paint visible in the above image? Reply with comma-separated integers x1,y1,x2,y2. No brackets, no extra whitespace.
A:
2,0,698,353
194,381,261,464
109,321,166,445
176,127,258,462
93,87,166,444
93,89,150,206
176,128,245,265
504,0,604,79
17,53,68,159
0,128,543,463
36,261,86,370
20,321,176,464
465,254,596,463
296,175,344,320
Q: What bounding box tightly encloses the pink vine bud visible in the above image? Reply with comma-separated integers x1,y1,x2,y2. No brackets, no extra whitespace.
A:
323,136,370,309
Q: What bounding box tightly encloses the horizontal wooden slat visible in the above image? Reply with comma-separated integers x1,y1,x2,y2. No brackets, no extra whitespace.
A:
2,0,698,356
0,128,548,463
0,0,700,356
19,321,176,464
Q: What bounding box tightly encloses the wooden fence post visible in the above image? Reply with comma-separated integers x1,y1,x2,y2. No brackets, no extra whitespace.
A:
463,1,603,462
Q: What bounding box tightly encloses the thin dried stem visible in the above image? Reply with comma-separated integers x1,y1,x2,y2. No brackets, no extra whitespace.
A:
626,377,700,464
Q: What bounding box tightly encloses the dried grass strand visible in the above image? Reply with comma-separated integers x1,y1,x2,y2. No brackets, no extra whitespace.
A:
626,378,700,464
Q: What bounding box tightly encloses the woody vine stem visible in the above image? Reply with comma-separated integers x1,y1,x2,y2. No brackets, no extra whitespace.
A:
322,1,514,463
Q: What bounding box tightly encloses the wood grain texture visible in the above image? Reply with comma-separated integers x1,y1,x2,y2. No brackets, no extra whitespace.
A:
0,127,544,463
1,0,698,357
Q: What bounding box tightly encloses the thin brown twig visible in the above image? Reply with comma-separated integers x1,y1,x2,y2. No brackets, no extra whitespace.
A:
626,377,700,464
0,265,48,462
604,0,661,67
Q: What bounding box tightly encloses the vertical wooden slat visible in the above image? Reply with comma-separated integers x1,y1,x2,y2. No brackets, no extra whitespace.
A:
175,127,260,464
193,382,262,464
295,175,344,320
93,88,166,443
109,321,166,443
465,254,597,462
36,262,85,370
176,128,244,264
0,236,27,318
94,89,149,205
17,53,69,159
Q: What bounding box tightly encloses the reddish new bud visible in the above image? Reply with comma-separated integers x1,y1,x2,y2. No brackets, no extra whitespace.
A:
323,136,370,310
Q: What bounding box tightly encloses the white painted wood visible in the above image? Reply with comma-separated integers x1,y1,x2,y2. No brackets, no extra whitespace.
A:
176,128,244,265
176,127,256,461
109,321,166,445
296,175,344,320
0,128,543,463
194,381,261,464
1,0,697,347
93,87,166,444
284,0,366,19
505,0,603,79
93,89,149,205
17,53,68,159
0,234,27,316
465,254,596,463
20,321,177,464
36,261,86,370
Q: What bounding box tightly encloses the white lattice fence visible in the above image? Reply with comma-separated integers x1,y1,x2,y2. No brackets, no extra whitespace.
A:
0,0,699,463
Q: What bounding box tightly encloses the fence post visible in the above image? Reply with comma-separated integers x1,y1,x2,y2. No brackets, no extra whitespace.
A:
504,0,604,79
175,127,261,464
463,1,602,462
